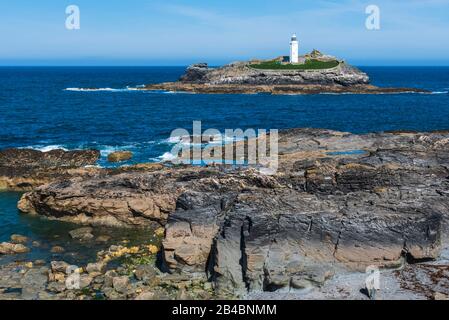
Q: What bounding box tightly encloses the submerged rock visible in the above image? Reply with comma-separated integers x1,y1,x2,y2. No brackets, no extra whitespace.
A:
50,246,65,253
96,235,111,243
10,234,29,244
69,227,94,241
0,242,30,254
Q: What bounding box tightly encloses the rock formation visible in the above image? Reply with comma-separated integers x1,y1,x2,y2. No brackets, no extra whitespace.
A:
177,61,369,86
13,128,449,295
0,148,100,191
107,151,133,163
142,59,428,94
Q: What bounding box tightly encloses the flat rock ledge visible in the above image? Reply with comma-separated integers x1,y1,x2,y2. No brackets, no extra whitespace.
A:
14,128,449,296
0,148,100,191
141,62,428,95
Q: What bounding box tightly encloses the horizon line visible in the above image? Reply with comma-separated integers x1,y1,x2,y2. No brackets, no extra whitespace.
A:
2,64,449,68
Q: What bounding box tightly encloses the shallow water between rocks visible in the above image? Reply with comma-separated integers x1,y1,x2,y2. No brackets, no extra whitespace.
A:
0,191,158,267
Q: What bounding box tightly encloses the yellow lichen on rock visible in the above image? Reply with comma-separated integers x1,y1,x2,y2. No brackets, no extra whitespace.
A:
99,245,144,263
147,244,159,254
154,227,165,237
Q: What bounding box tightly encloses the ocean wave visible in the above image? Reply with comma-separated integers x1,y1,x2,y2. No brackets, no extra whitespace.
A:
97,144,139,157
162,134,242,145
63,87,201,95
430,91,448,94
163,91,197,94
64,86,145,92
21,145,69,152
163,136,188,144
157,152,177,162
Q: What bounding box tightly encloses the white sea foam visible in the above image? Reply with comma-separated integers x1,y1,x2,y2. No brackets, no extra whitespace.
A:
98,145,137,157
164,136,182,144
63,87,199,94
164,91,196,94
163,135,191,144
430,91,448,94
99,146,117,157
158,152,177,162
64,87,144,92
125,85,146,91
22,145,68,152
161,134,244,148
65,87,116,92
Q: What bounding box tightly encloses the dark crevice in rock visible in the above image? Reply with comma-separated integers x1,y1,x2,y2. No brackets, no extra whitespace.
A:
206,238,218,281
333,220,345,257
404,252,435,264
240,216,252,290
307,217,313,232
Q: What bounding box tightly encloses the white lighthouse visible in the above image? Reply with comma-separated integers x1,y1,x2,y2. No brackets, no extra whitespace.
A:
289,33,299,63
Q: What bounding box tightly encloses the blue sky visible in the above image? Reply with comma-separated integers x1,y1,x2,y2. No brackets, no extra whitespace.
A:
0,0,448,66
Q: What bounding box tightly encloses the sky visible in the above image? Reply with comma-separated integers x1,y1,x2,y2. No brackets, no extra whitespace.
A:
0,0,448,66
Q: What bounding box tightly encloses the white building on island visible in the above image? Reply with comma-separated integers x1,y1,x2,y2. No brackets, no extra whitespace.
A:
289,33,299,63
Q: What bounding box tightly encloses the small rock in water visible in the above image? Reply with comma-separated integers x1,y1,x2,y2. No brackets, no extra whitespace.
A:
0,242,30,254
69,227,94,241
50,246,65,253
34,259,46,266
96,235,111,243
10,234,29,244
32,241,41,247
107,151,133,163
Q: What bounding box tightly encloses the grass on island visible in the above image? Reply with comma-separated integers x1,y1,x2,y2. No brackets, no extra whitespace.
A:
250,59,340,70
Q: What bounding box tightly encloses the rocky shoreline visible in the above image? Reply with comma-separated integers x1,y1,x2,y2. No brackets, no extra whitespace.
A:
140,61,429,95
2,128,449,299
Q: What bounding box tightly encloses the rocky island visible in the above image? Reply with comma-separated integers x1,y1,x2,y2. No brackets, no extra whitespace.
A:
141,50,428,95
1,128,449,299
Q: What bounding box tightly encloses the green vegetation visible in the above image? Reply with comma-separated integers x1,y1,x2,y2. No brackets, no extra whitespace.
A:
250,59,339,70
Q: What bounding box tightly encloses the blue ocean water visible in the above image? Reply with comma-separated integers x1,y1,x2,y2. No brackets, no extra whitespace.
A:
0,66,448,265
0,66,448,165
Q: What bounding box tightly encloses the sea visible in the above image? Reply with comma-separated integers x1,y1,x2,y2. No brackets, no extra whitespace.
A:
0,66,448,265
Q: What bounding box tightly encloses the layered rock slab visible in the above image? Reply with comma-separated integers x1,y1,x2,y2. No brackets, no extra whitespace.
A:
15,129,449,294
0,148,100,191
